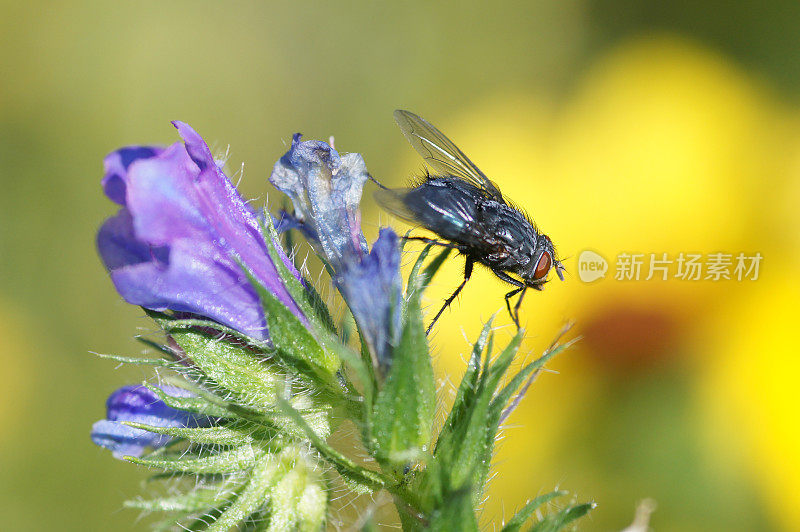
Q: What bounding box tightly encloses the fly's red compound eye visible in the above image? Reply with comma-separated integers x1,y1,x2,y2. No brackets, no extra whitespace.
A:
534,251,551,280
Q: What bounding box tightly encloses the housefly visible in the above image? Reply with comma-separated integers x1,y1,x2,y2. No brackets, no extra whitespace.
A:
374,110,565,333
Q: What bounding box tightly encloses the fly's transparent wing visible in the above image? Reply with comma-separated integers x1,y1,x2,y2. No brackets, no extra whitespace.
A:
373,187,417,223
394,109,504,202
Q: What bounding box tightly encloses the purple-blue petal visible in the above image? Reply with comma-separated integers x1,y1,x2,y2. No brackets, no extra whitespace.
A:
336,228,402,369
91,385,213,459
97,122,304,340
102,146,164,205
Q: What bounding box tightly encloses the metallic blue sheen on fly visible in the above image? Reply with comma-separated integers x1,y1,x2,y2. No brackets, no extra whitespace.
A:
374,110,565,333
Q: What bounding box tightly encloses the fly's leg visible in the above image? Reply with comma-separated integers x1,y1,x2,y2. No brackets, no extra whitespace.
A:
402,236,462,249
503,287,524,327
493,270,526,328
366,172,390,190
426,258,473,335
512,286,527,327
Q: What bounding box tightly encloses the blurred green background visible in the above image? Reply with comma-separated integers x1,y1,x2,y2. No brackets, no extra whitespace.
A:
2,1,799,530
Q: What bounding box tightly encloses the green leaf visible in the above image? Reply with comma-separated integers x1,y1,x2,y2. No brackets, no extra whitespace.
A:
371,266,435,471
434,317,494,455
500,491,566,532
126,445,266,475
527,502,595,532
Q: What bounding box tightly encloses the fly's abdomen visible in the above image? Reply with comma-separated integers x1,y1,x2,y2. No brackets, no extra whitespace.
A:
402,178,481,243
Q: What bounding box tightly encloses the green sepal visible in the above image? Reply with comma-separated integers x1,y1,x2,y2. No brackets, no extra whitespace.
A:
481,328,524,393
121,422,282,448
490,336,579,423
500,491,567,532
277,398,385,493
235,254,340,385
126,445,266,474
144,383,231,419
260,214,338,336
466,330,525,493
475,332,571,498
424,486,480,532
370,248,435,472
93,352,175,367
527,502,595,532
124,487,240,513
135,337,178,358
167,329,287,410
418,246,452,290
203,454,282,532
470,335,576,501
266,446,328,532
405,243,433,294
144,310,271,351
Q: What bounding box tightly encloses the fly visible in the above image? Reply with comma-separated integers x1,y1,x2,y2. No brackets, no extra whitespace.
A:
373,110,565,334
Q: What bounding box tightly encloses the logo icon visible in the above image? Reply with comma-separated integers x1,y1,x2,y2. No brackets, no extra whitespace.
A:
578,250,608,283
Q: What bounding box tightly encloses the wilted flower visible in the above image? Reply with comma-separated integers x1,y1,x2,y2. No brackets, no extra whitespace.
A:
270,133,370,268
270,134,402,369
91,384,213,458
97,122,303,340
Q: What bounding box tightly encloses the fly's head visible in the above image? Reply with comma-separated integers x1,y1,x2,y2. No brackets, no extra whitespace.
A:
524,234,565,290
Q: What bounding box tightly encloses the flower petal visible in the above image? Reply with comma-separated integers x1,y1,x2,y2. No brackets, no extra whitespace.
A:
97,122,304,340
336,228,402,369
91,385,213,459
102,146,164,205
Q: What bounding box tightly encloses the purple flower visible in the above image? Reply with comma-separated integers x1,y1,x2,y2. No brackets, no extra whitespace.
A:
337,229,402,368
91,385,213,459
97,122,303,340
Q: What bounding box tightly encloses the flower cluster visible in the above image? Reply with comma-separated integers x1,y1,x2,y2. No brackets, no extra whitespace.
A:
91,121,590,531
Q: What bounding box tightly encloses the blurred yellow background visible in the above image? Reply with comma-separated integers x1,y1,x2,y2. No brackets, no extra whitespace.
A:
1,1,798,530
